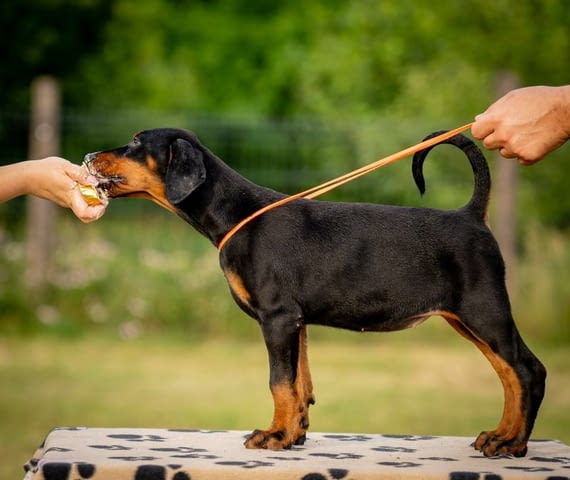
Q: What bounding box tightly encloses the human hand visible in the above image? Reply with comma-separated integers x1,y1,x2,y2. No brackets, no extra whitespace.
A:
31,157,108,223
471,86,570,165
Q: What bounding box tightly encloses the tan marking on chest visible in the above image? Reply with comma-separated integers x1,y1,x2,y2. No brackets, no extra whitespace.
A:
225,270,252,307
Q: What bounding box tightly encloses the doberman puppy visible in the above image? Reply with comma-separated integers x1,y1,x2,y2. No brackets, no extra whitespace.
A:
84,128,545,457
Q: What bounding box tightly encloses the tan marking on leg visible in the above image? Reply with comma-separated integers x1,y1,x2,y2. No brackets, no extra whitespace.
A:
244,383,298,450
443,314,517,439
245,326,314,450
269,383,297,431
437,311,526,456
295,326,315,436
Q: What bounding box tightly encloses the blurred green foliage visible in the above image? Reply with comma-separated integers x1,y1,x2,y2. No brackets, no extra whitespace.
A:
0,0,569,339
0,212,568,343
3,0,568,115
1,0,569,224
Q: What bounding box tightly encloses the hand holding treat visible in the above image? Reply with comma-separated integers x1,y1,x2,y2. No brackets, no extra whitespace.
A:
0,157,107,223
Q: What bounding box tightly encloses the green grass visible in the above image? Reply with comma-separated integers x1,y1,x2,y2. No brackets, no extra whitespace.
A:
0,333,568,480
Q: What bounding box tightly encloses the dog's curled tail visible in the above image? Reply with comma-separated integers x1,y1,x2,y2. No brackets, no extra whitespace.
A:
412,131,491,220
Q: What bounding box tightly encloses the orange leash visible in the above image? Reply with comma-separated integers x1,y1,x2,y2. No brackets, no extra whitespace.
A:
218,122,474,251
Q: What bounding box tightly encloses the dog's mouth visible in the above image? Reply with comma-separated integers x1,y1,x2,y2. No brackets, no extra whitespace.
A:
81,160,124,201
81,151,178,214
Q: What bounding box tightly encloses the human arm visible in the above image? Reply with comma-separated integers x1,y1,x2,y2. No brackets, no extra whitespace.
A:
0,157,107,222
471,85,570,165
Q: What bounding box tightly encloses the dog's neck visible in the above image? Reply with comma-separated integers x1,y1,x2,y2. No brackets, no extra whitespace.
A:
173,153,285,247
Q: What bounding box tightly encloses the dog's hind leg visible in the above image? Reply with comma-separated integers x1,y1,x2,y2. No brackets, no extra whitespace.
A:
245,322,315,450
443,312,546,457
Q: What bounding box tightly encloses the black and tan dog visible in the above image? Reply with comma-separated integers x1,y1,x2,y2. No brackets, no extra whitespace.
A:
84,128,545,457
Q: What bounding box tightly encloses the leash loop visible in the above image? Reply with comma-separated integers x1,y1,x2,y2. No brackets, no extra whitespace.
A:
218,122,474,251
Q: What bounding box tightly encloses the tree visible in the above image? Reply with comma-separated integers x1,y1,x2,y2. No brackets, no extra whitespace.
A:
0,0,113,110
1,0,569,226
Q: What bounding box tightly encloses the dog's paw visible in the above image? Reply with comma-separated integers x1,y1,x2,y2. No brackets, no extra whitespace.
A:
244,429,291,450
244,428,307,450
473,430,528,457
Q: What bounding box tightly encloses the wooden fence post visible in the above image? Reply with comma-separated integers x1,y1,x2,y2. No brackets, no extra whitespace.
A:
25,76,61,292
491,72,519,302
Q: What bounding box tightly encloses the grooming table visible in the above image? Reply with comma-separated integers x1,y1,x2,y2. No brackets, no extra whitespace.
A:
24,428,570,480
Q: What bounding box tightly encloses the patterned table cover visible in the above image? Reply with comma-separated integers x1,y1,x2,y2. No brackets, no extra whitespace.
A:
24,427,570,480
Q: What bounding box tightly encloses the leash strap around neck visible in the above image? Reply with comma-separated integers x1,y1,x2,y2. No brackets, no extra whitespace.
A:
218,122,474,251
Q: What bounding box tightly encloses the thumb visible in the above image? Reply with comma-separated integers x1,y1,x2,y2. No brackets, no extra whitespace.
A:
66,164,98,186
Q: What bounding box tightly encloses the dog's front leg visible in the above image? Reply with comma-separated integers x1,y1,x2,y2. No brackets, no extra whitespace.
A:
245,323,315,450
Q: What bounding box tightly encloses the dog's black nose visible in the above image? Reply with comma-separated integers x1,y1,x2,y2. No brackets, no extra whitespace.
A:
83,152,98,165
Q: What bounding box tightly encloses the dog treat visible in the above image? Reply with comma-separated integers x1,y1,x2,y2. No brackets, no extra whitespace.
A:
78,163,103,206
78,184,103,206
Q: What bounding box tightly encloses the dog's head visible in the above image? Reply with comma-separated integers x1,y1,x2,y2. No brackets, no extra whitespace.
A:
84,128,206,213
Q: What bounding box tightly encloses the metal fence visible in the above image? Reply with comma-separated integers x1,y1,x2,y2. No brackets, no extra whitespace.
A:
0,106,478,224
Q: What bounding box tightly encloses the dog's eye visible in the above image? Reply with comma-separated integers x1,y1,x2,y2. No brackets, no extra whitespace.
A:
130,137,141,147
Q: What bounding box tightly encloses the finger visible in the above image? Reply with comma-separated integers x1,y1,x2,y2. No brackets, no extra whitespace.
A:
499,147,518,159
90,205,107,221
73,202,105,223
70,186,88,209
471,114,495,140
69,187,99,222
481,134,502,151
518,157,540,166
67,164,98,185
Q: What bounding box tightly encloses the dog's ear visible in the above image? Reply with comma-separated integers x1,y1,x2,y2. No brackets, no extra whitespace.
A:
166,138,207,204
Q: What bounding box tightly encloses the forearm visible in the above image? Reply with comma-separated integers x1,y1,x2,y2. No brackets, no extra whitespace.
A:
0,161,38,202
